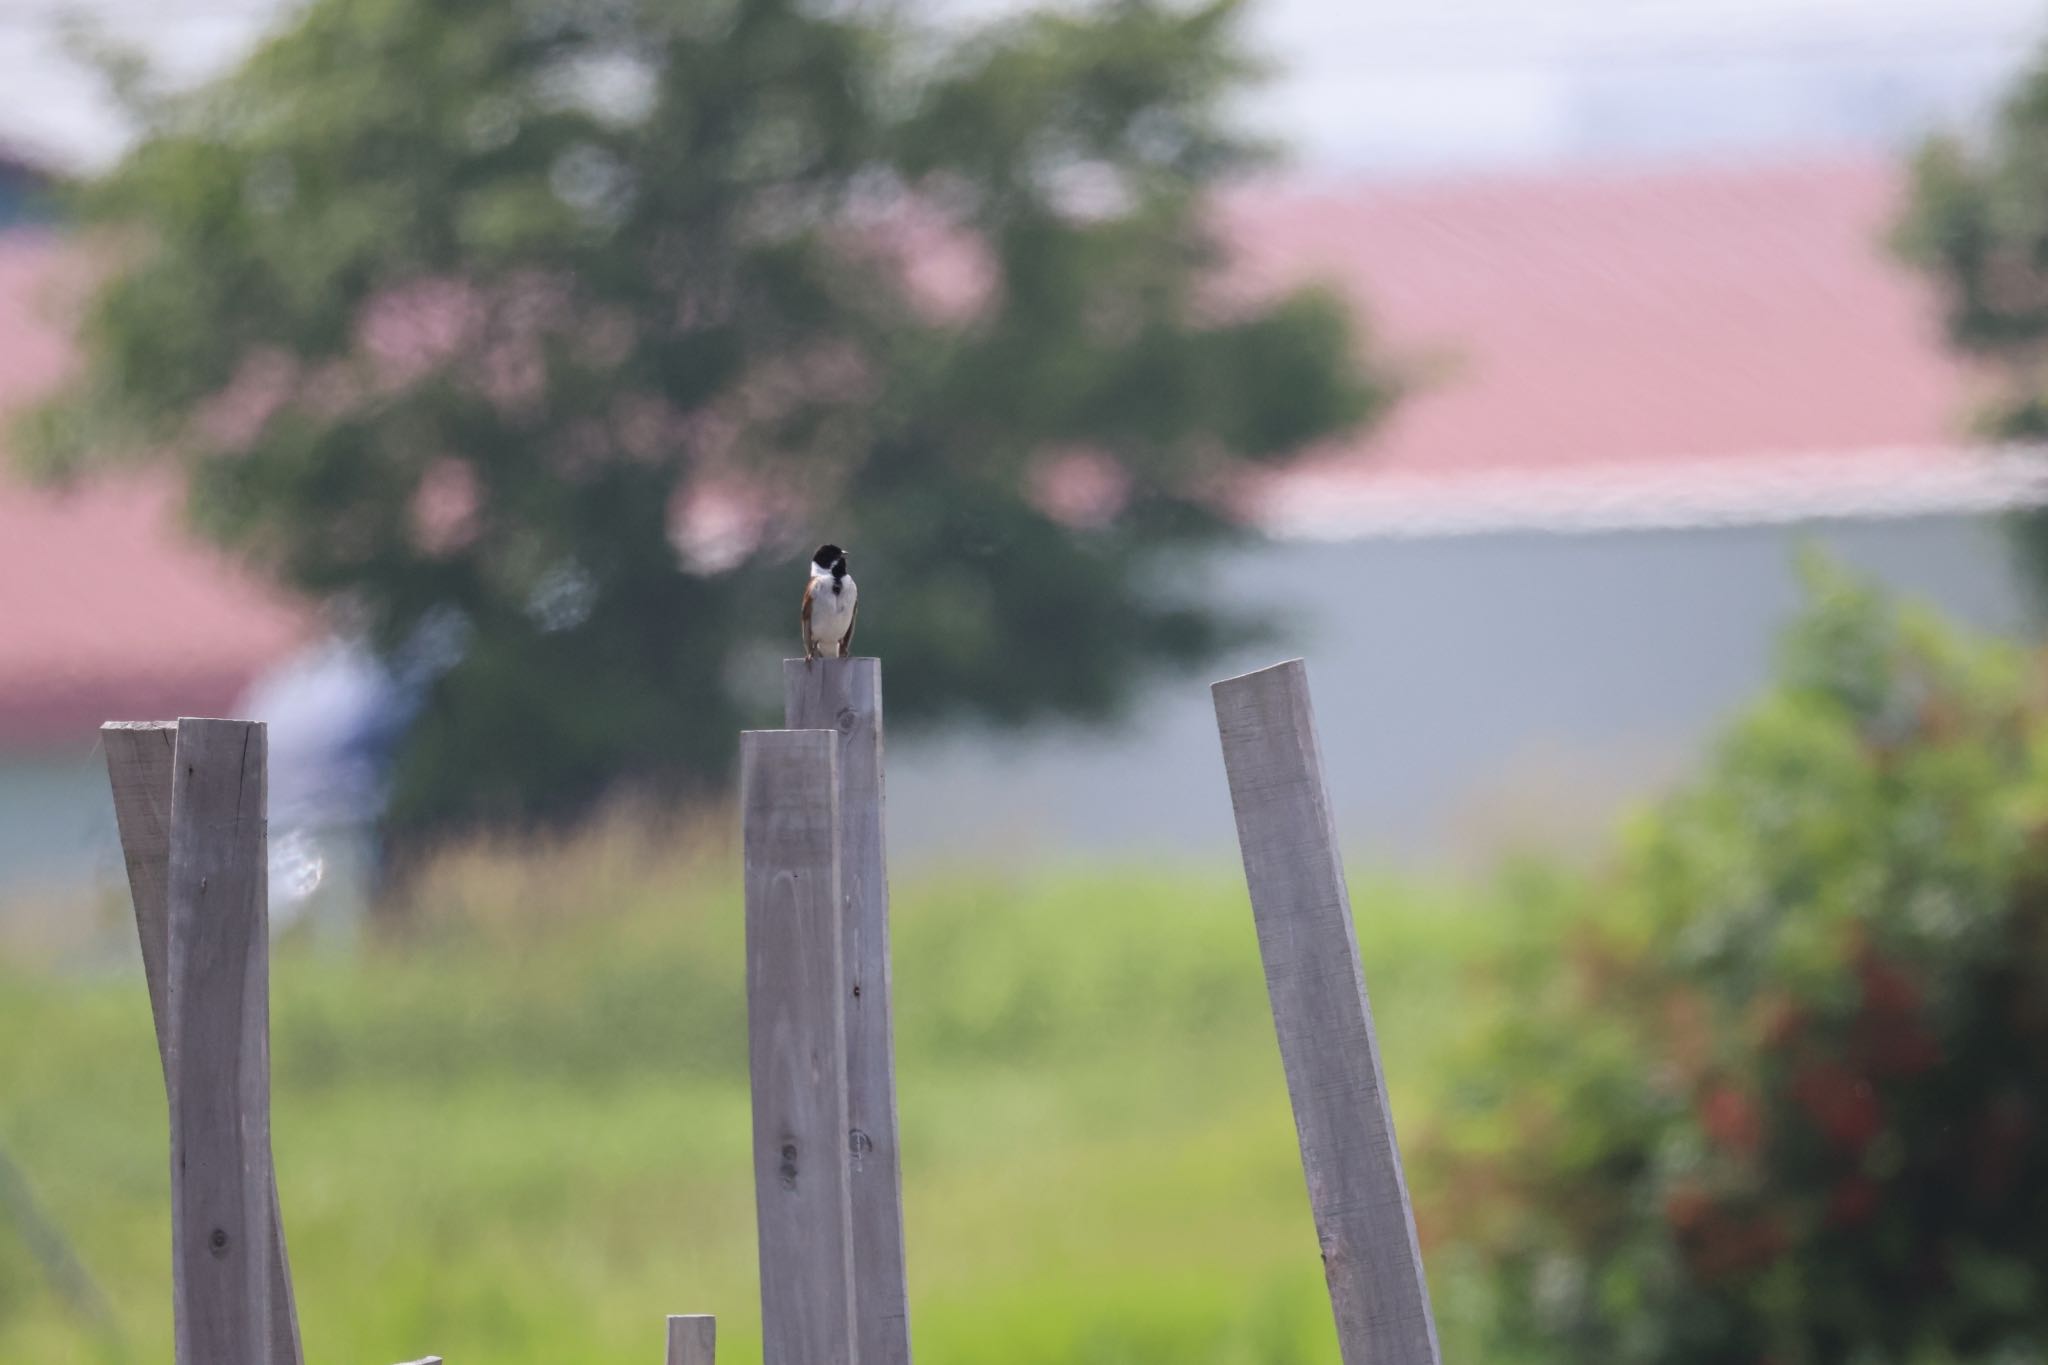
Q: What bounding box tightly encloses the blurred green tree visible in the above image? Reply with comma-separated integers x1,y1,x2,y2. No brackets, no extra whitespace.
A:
1432,560,2048,1364
1898,48,2048,441
1897,45,2048,606
21,0,1382,834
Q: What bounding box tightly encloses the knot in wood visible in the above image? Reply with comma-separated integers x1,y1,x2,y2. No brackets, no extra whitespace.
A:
779,1142,800,1188
835,707,858,735
848,1129,873,1162
208,1227,230,1257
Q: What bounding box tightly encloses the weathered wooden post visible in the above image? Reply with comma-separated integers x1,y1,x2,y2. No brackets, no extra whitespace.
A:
742,728,858,1365
103,722,178,1060
666,1312,717,1365
783,657,911,1365
167,719,291,1365
1212,661,1442,1365
104,719,306,1365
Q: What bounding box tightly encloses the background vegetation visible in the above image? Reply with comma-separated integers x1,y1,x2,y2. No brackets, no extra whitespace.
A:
12,569,2048,1363
21,0,1380,839
1900,36,2048,620
1434,564,2048,1365
11,5,2048,1361
0,839,1503,1365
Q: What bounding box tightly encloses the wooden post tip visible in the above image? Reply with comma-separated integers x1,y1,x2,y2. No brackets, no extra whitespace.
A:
1210,658,1308,694
666,1313,717,1364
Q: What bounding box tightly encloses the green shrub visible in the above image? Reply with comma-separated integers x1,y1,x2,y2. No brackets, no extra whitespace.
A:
1435,560,2048,1364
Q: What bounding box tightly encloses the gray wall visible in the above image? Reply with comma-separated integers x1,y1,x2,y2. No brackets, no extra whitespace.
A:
0,514,2034,925
0,754,120,891
0,754,125,946
885,514,2036,871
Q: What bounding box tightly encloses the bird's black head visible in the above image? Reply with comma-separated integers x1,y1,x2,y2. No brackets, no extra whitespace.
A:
812,543,848,579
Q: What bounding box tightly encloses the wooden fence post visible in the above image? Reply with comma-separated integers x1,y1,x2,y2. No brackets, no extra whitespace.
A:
156,718,298,1365
666,1313,717,1365
104,721,178,1064
784,658,911,1365
1211,662,1442,1365
105,720,305,1365
742,729,857,1365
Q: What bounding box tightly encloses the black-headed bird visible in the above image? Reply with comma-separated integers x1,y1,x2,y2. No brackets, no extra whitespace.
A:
801,543,858,663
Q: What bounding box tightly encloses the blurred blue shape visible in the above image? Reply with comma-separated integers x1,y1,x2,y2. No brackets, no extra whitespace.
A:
235,617,462,929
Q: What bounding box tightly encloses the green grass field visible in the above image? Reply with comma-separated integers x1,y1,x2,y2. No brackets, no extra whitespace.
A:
0,823,1529,1364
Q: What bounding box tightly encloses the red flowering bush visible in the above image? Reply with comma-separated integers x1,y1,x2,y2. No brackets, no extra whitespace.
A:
1433,562,2048,1363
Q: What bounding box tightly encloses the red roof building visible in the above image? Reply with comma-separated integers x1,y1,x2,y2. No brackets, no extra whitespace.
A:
0,156,2029,751
1222,158,2039,536
0,231,308,750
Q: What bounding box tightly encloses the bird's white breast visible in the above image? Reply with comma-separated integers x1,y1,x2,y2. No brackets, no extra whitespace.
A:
809,574,857,642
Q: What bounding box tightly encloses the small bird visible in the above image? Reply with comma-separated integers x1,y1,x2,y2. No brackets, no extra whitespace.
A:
801,543,858,663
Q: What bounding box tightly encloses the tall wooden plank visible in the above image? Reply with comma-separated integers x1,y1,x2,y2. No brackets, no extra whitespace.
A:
108,720,304,1365
1211,661,1441,1365
166,718,279,1365
666,1313,717,1365
742,729,857,1365
783,657,911,1365
103,720,179,1066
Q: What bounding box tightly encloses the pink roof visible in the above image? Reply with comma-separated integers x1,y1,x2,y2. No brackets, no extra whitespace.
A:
0,232,71,395
0,232,308,749
1218,158,2036,535
0,156,2021,746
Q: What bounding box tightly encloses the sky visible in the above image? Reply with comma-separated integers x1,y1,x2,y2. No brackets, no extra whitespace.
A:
0,0,2042,172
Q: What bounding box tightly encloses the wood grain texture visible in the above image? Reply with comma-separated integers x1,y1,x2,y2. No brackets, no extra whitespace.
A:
108,720,304,1365
1211,662,1442,1365
784,658,911,1365
165,719,302,1365
742,729,857,1365
666,1313,717,1365
103,721,178,1069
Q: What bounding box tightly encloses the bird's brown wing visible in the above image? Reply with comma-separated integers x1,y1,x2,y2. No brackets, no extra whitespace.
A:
839,597,858,657
800,579,819,661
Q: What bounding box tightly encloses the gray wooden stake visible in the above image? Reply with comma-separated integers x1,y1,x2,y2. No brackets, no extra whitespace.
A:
106,720,305,1365
666,1313,717,1365
104,721,178,1063
162,718,296,1365
1211,661,1441,1365
784,658,911,1365
742,729,857,1365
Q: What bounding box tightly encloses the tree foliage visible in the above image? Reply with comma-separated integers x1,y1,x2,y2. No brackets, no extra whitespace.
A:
1433,562,2048,1364
1898,44,2048,442
23,0,1382,833
1896,41,2048,624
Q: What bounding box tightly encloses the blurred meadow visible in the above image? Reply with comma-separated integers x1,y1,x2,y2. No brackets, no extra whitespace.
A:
0,821,1523,1365
16,565,2048,1365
